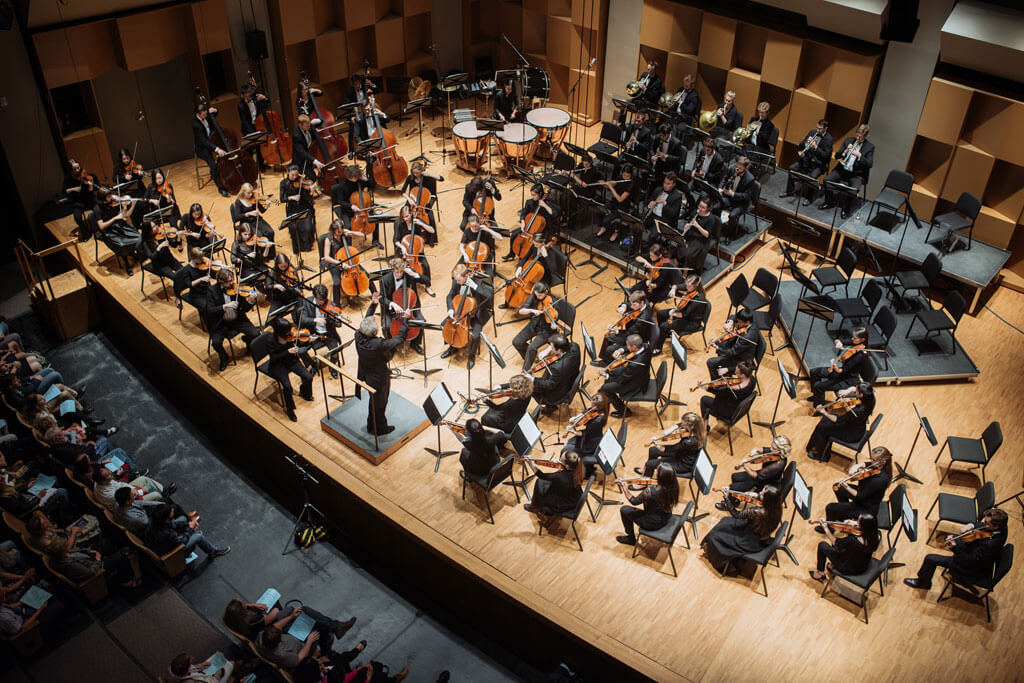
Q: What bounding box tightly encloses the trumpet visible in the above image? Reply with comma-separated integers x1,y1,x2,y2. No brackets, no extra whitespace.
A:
798,133,821,158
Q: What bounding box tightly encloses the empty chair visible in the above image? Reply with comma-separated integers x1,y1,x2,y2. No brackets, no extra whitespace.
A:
587,121,624,158
926,481,995,544
929,192,982,251
820,546,897,623
752,294,782,356
461,453,518,524
934,421,1002,486
893,252,941,310
867,305,897,371
905,290,967,356
622,361,668,429
726,274,749,319
831,278,884,332
631,504,694,577
812,247,856,296
742,268,779,311
867,170,913,229
937,544,1013,623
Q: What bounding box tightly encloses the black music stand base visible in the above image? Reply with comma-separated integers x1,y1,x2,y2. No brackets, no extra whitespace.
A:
425,423,458,473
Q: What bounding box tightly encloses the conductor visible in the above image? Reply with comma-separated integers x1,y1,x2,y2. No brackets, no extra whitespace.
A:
355,314,410,436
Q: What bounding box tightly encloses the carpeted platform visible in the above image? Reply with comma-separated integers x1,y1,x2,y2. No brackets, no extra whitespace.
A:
25,624,150,683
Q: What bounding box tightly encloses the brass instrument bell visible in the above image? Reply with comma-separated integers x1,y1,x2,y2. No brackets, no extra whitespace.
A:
698,110,717,131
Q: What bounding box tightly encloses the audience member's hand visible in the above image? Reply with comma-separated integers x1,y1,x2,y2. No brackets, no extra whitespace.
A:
306,630,320,644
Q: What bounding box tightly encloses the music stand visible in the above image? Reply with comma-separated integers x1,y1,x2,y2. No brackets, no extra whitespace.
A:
588,428,625,520
893,403,934,485
574,194,609,276
686,448,717,538
481,329,506,394
423,382,458,472
615,208,645,256
786,465,812,544
754,357,796,437
786,169,820,223
403,97,433,163
242,131,270,151
884,491,918,581
409,320,443,385
563,141,588,158
508,412,544,500
692,177,722,205
823,179,860,231
658,332,687,416
143,205,175,225
434,72,470,162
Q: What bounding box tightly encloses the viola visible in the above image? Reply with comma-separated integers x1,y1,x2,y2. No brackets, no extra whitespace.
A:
191,212,218,240
462,387,518,406
648,425,690,446
519,456,568,470
605,308,642,338
442,280,477,349
815,396,861,416
708,320,750,347
74,169,97,191
832,462,882,493
946,527,995,544
350,186,374,236
285,327,319,344
334,237,370,297
714,487,763,507
225,283,257,299
365,94,408,187
244,234,276,249
152,224,181,244
504,250,546,309
120,159,144,180
389,282,419,341
668,289,699,319
247,70,293,167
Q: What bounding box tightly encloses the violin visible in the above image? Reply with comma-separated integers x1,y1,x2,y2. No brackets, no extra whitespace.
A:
285,327,319,344
244,233,276,249
714,487,763,507
616,477,659,487
440,420,468,439
519,456,567,470
74,168,97,192
811,519,862,536
735,448,783,468
667,289,699,319
155,181,176,206
946,527,995,544
365,93,408,187
461,387,518,406
814,395,861,416
511,188,551,259
255,191,280,211
832,462,882,493
527,349,563,376
224,282,257,299
606,349,638,372
334,237,370,297
648,424,690,446
191,211,219,240
119,158,144,181
708,320,751,348
442,280,478,349
196,257,231,272
350,185,375,236
299,71,347,194
691,376,743,392
504,249,546,309
564,407,601,437
152,224,182,247
605,308,642,338
247,70,293,167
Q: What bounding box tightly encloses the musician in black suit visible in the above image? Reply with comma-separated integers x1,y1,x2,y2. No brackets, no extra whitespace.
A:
279,165,316,256
291,115,323,181
493,80,521,122
298,284,347,375
267,316,315,423
708,91,743,140
781,119,834,203
344,74,375,106
354,313,410,436
349,101,389,147
440,264,493,367
719,156,756,241
670,74,701,129
191,103,230,197
820,446,892,521
653,274,708,354
905,507,1008,591
330,161,380,247
647,124,683,180
808,327,872,405
630,61,664,107
512,282,566,370
531,333,581,408
820,124,874,220
238,83,269,167
369,257,426,355
642,172,683,250
676,197,720,274
743,102,776,156
806,383,876,461
205,269,260,371
480,374,533,434
689,138,726,188
598,334,651,418
622,110,653,157
706,307,759,378
596,291,654,365
399,162,443,245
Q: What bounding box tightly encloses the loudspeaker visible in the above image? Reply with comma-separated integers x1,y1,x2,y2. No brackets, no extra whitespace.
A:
880,0,919,43
245,30,268,61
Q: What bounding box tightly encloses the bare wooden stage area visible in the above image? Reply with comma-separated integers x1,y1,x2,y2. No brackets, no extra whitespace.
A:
44,113,1024,682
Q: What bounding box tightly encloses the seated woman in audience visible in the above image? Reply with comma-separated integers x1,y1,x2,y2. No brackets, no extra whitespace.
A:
809,513,880,582
223,596,356,643
146,503,229,559
0,587,48,639
458,418,507,479
523,450,585,516
0,479,74,527
92,465,169,510
638,411,705,479
0,316,23,349
45,534,143,589
166,652,236,683
616,463,679,545
716,435,790,511
44,424,133,474
294,639,371,683
0,370,79,413
701,485,783,574
25,509,95,553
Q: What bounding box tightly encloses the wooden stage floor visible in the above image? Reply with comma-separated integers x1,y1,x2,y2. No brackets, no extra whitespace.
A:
43,112,1024,681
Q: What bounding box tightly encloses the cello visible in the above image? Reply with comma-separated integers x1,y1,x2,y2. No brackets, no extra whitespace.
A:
389,282,420,342
365,93,408,187
247,70,292,167
442,279,477,349
334,234,370,297
460,228,490,275
193,87,258,194
399,211,427,276
406,171,432,224
504,248,546,309
511,187,551,259
299,71,347,195
350,180,375,237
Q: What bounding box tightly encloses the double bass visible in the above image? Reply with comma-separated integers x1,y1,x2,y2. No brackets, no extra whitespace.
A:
193,87,257,194
247,70,292,166
299,71,347,195
365,93,408,187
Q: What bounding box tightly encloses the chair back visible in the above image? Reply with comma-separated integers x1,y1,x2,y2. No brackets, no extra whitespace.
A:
943,290,967,327
837,247,857,277
764,294,781,328
749,180,761,208
862,279,883,313
559,368,586,407
753,333,767,369
882,484,906,532
859,357,878,384
954,192,982,221
728,390,757,426
654,361,669,396
727,274,749,309
754,521,789,564
859,413,883,449
975,481,996,515
874,306,897,344
550,247,569,286
615,419,628,446
752,268,779,300
249,330,274,366
981,421,1003,460
885,170,914,195
991,544,1014,587
779,461,797,502
921,252,942,285
570,475,597,520
486,454,515,492
556,299,577,331
600,121,622,144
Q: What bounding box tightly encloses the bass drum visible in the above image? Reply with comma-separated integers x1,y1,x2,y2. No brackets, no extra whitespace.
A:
523,68,550,100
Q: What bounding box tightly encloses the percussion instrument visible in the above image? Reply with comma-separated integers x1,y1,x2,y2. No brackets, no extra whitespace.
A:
526,108,571,160
496,123,538,173
522,68,550,99
452,108,476,124
452,121,490,174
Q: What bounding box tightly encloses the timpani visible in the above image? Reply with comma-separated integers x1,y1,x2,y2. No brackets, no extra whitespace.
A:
452,120,490,173
526,107,571,160
496,123,538,175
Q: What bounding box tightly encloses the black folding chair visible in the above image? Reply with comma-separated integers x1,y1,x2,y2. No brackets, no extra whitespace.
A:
934,421,1002,486
937,544,1013,623
905,289,967,356
461,454,518,524
632,506,694,577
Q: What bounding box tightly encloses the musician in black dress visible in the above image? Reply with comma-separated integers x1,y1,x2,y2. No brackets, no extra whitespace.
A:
440,264,493,366
904,508,1008,591
564,393,609,465
630,60,664,107
62,158,98,219
331,161,380,247
716,435,790,510
291,115,323,181
266,316,314,422
641,172,683,251
191,102,230,197
95,189,142,275
654,275,708,354
370,257,426,355
318,219,369,306
706,307,758,378
265,253,303,313
231,223,272,281
568,154,602,201
595,165,637,244
524,450,585,516
143,168,181,226
504,184,555,261
638,412,705,479
296,81,323,123
459,419,508,478
719,156,756,241
809,513,880,583
806,382,876,461
114,148,145,198
231,182,275,245
688,138,726,187
512,282,564,369
699,360,756,424
137,220,182,280
279,165,316,257
206,269,260,371
820,124,874,220
781,119,834,203
493,80,521,123
817,446,891,523
708,90,743,140
459,215,501,279
179,202,218,253
480,374,532,434
702,485,782,574
354,314,410,436
460,177,502,230
531,333,581,409
616,464,679,545
598,334,651,419
596,291,654,365
299,284,347,374
808,327,872,405
399,162,443,245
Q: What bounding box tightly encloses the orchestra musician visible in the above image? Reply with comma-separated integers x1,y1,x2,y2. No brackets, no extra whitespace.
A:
143,168,181,226
503,184,556,262
637,411,705,480
191,102,231,197
512,282,565,369
531,333,581,410
676,199,720,275
349,100,389,147
231,223,271,280
393,205,436,295
904,507,1008,591
670,74,701,130
653,274,709,354
780,119,833,203
706,307,759,378
399,162,443,245
689,138,726,187
708,90,743,140
820,124,874,220
493,80,521,123
480,374,533,434
806,382,875,461
814,446,891,524
205,269,260,371
616,463,679,546
291,115,323,181
716,435,791,511
564,393,610,466
266,253,303,312
95,189,142,275
137,220,182,281
698,360,756,425
598,333,651,419
440,264,493,367
344,73,375,106
459,214,502,278
631,244,678,305
742,102,776,156
718,156,756,241
331,161,381,248
459,418,508,479
807,327,872,406
594,165,637,244
354,314,410,436
630,60,664,107
623,109,653,157
62,158,98,219
648,124,683,181
295,81,323,123
173,248,214,313
238,83,269,169
369,257,426,355
701,485,782,575
809,513,880,583
460,177,502,230
319,218,371,306
523,450,585,516
298,284,348,374
509,234,561,289
279,165,317,257
266,316,315,422
596,291,653,366
642,172,683,252
179,202,217,253
231,183,275,252
568,154,602,200
114,148,145,198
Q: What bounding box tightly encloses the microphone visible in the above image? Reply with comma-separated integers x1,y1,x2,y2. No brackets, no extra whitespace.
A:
588,57,597,68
